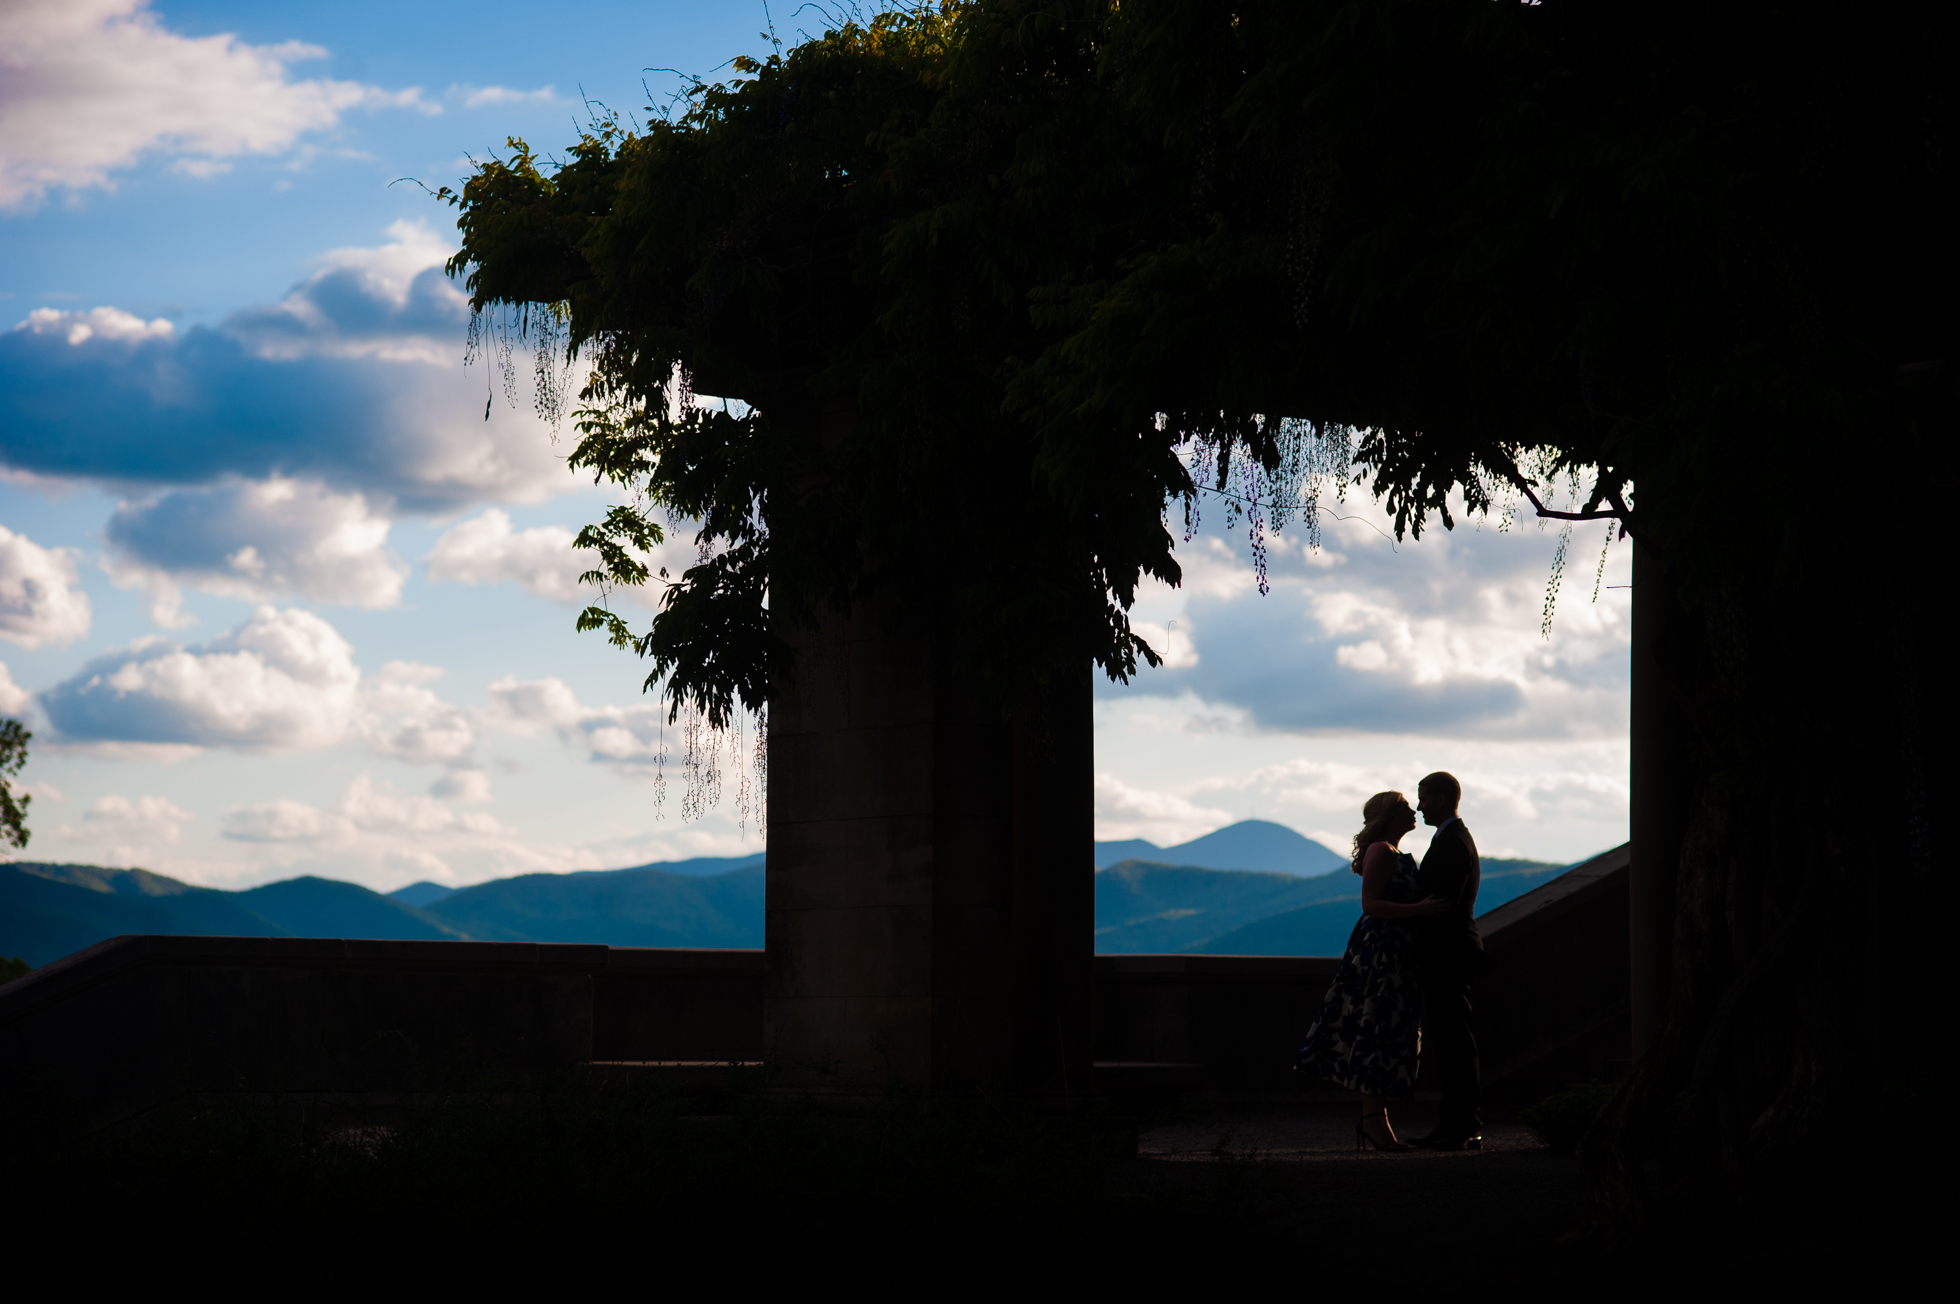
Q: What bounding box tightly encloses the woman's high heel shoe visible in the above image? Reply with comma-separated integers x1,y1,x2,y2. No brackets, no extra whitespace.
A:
1356,1111,1410,1152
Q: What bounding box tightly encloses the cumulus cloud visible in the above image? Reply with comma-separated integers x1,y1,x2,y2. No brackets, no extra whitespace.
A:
40,606,358,751
83,793,193,843
341,773,505,836
426,510,584,602
18,306,174,347
220,797,335,843
430,768,493,803
360,661,476,765
1127,618,1198,670
222,773,506,846
484,675,690,772
224,221,469,365
1093,772,1234,846
425,508,698,606
0,524,91,648
0,0,433,209
0,228,573,511
0,661,33,716
1203,751,1631,855
1106,497,1631,740
105,477,406,618
31,604,494,770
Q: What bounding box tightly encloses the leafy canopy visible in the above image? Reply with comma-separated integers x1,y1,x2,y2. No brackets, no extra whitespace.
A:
445,0,1953,725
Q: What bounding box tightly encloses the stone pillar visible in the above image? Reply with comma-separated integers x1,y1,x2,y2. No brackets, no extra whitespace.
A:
1628,540,1692,1059
1007,668,1095,1099
764,595,1094,1099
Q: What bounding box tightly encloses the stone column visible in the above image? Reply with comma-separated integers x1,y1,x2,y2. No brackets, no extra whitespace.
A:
764,595,1093,1099
1628,541,1692,1059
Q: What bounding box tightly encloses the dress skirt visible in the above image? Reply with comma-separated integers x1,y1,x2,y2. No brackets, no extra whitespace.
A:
1294,855,1424,1098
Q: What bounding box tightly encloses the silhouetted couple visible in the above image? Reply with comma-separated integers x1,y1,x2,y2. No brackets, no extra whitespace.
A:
1294,771,1489,1151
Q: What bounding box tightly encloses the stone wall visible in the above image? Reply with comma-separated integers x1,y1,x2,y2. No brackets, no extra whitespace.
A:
1091,844,1631,1108
0,846,1627,1133
0,935,761,1135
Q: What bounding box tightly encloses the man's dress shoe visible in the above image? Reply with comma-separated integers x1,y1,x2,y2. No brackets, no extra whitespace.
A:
1409,1131,1483,1151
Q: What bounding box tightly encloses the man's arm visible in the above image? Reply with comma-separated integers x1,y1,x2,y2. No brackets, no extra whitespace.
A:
1452,826,1481,918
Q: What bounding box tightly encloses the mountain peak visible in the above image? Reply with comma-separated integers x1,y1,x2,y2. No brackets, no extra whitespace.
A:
388,880,456,907
1093,819,1345,876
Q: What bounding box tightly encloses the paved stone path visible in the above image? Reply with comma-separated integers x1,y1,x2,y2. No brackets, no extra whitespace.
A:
1112,1103,1927,1295
1138,1104,1545,1162
1106,1103,1592,1293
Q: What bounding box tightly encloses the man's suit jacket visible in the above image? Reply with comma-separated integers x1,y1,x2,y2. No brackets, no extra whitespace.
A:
1416,820,1491,979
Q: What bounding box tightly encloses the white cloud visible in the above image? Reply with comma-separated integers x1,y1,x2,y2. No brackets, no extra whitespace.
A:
361,661,475,765
105,477,407,617
482,675,585,734
222,772,506,846
1095,687,1631,862
40,606,359,751
224,221,469,365
220,797,334,843
1,227,583,512
484,675,671,767
0,523,92,648
37,608,494,768
16,306,174,346
28,599,514,776
430,768,492,803
1090,491,1634,863
340,773,505,836
1109,490,1631,739
0,662,30,716
452,84,559,109
484,675,761,796
1093,771,1234,845
0,0,435,209
83,793,193,843
1190,751,1631,860
1129,619,1198,670
426,510,584,602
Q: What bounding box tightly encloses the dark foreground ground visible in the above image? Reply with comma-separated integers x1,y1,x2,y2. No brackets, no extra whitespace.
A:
1123,1102,1913,1296
11,1082,1938,1291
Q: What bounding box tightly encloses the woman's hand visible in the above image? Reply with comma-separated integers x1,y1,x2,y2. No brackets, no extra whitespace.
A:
1412,895,1450,916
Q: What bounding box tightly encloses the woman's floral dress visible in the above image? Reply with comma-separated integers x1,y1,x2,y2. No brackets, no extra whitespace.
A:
1294,848,1423,1098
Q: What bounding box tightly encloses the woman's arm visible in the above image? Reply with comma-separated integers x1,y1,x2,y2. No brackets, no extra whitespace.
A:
1361,843,1449,920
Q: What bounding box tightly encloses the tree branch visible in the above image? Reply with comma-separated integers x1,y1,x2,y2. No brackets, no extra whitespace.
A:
1500,463,1647,546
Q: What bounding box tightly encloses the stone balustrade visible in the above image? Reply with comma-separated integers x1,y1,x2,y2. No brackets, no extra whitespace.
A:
0,846,1627,1133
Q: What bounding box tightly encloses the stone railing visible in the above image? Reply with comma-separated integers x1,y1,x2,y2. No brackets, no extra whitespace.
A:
1090,843,1630,1107
0,936,761,1135
0,845,1626,1132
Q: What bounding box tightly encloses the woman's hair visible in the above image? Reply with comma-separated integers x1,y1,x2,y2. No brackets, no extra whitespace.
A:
1350,790,1410,875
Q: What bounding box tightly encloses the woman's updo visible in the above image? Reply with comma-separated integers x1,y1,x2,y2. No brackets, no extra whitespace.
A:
1350,790,1409,875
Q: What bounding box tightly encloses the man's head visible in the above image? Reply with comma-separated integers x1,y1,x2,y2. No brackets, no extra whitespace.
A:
1416,771,1461,826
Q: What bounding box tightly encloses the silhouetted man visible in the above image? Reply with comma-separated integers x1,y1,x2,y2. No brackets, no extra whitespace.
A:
1409,771,1489,1150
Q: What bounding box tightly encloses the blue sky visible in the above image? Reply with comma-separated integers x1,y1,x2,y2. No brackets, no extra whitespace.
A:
0,0,1632,890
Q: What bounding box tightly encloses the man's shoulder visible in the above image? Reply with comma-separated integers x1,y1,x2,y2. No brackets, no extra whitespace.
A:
1422,821,1477,867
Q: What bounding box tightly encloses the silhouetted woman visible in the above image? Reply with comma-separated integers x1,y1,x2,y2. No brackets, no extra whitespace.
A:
1294,790,1448,1150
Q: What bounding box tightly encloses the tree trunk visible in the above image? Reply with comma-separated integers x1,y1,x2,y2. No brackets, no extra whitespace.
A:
1578,539,1935,1230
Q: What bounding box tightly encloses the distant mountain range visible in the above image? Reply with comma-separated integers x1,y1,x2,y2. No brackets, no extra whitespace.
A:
1092,857,1569,954
0,820,1576,971
388,852,765,907
1093,820,1346,875
0,858,764,968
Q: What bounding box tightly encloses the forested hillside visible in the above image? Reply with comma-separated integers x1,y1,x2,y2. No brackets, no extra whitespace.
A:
3,851,1575,972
